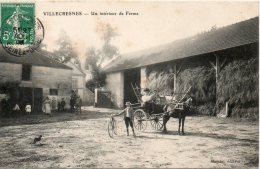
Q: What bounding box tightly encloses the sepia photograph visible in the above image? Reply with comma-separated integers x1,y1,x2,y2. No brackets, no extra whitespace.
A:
0,0,258,168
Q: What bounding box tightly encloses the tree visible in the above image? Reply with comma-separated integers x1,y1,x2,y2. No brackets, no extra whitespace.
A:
85,47,99,71
85,23,119,90
85,47,106,91
52,30,79,63
98,24,119,66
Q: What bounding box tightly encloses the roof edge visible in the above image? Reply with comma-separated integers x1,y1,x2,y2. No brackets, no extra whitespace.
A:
34,50,73,70
103,42,258,73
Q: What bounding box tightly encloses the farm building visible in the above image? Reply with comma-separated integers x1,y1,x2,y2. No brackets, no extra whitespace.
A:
0,47,73,113
66,61,95,106
102,17,259,118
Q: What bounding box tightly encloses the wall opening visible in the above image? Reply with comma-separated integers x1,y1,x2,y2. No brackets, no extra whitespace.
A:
19,87,33,112
124,68,141,105
33,88,43,113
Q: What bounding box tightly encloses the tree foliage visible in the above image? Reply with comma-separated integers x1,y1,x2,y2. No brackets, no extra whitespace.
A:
51,30,79,63
85,23,119,89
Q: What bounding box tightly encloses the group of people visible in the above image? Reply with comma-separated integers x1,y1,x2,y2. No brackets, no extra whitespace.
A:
42,96,66,116
0,95,31,118
42,96,71,115
37,90,82,115
0,90,80,117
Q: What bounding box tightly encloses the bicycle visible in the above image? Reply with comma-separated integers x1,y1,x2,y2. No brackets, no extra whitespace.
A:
107,115,117,138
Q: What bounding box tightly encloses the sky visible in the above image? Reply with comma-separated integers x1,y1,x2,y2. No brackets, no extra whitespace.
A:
30,1,259,65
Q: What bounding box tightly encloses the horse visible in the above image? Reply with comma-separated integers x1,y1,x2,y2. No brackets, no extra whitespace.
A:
74,97,82,114
70,96,82,114
162,97,193,135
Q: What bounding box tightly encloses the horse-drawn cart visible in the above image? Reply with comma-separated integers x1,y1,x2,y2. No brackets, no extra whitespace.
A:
131,83,192,132
107,83,192,138
130,83,166,131
131,103,164,131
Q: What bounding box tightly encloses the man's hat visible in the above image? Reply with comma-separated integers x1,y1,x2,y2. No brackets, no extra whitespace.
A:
125,102,131,106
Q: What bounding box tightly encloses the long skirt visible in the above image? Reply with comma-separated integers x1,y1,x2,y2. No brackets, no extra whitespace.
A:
42,103,51,114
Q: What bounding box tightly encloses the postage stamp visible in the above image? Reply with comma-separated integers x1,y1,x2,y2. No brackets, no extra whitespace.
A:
1,3,35,45
0,3,44,57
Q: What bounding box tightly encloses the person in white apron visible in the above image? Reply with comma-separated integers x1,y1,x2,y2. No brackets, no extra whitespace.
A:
42,97,51,116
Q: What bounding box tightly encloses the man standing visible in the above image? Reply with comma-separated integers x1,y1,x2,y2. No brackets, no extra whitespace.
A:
70,90,78,113
113,102,136,137
60,98,66,111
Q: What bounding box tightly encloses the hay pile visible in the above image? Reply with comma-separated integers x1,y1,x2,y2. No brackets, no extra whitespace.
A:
145,44,258,118
176,66,216,115
146,63,216,115
218,56,258,119
146,71,174,95
146,64,174,95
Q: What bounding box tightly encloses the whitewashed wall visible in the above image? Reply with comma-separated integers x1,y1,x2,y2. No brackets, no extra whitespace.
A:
32,66,72,108
105,72,124,108
32,66,72,89
140,67,148,89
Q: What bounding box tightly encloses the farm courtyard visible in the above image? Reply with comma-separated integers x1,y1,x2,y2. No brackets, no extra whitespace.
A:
0,107,258,168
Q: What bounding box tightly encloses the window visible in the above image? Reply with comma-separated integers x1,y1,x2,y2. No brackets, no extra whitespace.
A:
49,89,58,95
22,65,31,81
72,79,78,89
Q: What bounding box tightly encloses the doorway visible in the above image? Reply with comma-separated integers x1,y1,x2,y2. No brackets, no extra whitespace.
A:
19,87,33,113
34,88,43,113
124,68,141,105
19,87,43,113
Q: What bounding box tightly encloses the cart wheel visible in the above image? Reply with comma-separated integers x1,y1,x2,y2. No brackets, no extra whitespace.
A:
108,117,117,138
150,114,163,130
134,109,147,132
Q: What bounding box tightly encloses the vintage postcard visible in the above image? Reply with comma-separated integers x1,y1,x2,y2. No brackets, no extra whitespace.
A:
0,0,258,168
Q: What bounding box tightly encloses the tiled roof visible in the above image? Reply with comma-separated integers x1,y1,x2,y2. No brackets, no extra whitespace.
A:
0,47,72,70
103,17,259,73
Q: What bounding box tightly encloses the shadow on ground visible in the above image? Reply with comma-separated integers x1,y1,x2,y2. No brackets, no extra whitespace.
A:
140,130,258,144
0,110,109,127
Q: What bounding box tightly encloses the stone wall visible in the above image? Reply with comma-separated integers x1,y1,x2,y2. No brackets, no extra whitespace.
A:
0,63,22,82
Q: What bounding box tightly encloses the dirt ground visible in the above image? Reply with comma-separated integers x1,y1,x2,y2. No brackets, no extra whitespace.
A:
0,108,258,168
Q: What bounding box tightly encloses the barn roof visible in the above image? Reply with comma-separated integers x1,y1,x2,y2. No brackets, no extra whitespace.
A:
0,47,72,70
103,17,259,73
